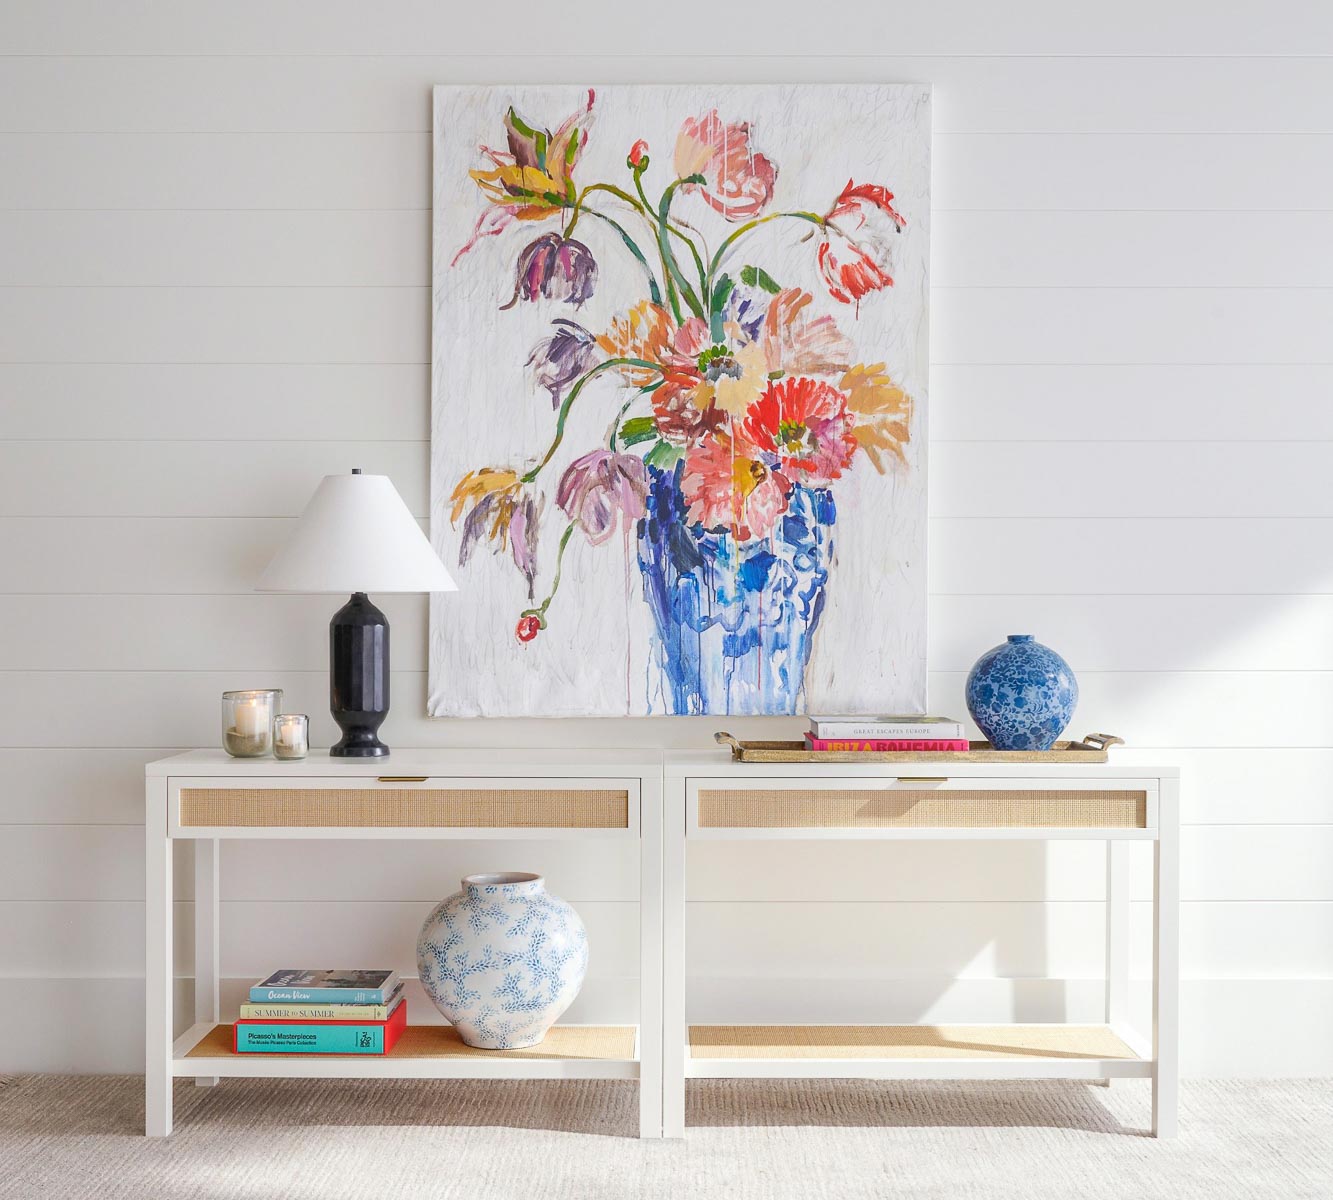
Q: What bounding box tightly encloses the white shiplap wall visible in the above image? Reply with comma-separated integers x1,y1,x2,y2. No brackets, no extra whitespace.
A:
2,1,1332,1076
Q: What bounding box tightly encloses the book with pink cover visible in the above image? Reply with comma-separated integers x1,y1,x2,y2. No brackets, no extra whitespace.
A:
804,734,970,752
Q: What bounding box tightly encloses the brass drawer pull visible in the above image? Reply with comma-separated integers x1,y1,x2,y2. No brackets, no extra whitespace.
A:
897,776,949,783
377,776,429,783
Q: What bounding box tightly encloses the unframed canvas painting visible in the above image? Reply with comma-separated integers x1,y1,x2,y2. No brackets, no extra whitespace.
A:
429,84,930,718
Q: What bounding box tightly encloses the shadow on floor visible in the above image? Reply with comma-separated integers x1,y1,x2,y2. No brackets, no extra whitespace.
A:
689,1079,1145,1135
0,1075,1142,1141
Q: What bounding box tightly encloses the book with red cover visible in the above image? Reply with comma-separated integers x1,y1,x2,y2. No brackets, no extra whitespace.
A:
804,734,970,752
233,995,407,1054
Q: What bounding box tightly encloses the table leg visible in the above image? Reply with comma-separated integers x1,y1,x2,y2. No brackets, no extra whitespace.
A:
1152,778,1180,1138
1105,840,1130,1030
194,839,220,1087
637,775,664,1138
145,778,173,1136
661,777,687,1138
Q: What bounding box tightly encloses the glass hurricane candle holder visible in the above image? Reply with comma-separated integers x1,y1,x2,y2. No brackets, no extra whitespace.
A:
222,690,282,757
273,713,309,761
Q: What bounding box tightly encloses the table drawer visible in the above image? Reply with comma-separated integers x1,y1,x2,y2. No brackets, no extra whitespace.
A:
171,777,635,835
690,779,1153,836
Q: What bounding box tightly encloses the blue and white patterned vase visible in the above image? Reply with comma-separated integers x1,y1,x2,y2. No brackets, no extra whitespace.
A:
637,461,834,715
965,634,1079,751
416,872,588,1049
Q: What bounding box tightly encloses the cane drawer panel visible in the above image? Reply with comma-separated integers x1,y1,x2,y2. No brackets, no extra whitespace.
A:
178,786,630,829
696,788,1147,830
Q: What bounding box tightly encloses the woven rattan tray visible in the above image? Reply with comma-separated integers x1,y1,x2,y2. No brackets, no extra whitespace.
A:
715,731,1124,764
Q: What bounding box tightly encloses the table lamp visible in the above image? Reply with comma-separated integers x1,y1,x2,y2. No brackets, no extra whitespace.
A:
256,469,457,757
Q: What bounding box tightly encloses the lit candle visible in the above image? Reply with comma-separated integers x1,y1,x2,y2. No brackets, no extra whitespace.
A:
222,689,282,757
273,713,309,760
234,700,264,737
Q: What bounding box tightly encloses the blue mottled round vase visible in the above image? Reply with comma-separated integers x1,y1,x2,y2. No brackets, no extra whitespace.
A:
965,634,1079,751
416,872,588,1049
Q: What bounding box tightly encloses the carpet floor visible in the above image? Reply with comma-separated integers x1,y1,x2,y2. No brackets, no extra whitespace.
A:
0,1075,1329,1199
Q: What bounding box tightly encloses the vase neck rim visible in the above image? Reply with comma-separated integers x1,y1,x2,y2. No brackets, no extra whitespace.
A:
1007,634,1034,643
463,872,544,896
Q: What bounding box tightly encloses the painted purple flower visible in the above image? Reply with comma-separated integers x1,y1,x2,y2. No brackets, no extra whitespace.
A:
453,468,542,598
556,450,649,545
501,233,598,311
507,493,542,598
527,319,599,407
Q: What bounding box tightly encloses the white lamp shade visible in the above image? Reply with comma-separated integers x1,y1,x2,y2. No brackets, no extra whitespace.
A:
256,472,458,594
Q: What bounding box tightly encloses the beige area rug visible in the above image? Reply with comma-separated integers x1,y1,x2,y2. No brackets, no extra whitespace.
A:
0,1075,1330,1199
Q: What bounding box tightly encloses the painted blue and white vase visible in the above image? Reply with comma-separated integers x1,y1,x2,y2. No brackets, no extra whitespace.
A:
416,872,588,1049
636,461,834,716
965,634,1079,751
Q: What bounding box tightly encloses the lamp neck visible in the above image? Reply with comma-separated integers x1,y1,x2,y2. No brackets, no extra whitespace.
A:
332,592,386,626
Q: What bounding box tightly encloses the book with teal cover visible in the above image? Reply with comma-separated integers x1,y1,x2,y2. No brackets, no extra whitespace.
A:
247,969,399,1005
238,984,405,1022
233,999,407,1054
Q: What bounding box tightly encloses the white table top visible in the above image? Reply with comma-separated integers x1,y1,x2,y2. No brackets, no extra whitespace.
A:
145,747,664,777
146,747,1176,779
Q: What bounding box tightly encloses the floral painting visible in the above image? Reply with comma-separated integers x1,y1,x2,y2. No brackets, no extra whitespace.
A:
429,85,929,718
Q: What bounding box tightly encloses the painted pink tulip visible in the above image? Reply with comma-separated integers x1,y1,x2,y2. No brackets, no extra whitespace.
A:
673,111,777,222
501,233,598,311
556,450,650,545
507,493,542,598
680,433,792,542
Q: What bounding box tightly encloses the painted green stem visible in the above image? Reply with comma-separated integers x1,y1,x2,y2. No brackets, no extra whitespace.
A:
657,179,706,319
564,182,646,239
706,210,826,292
521,521,576,622
566,180,686,321
633,171,708,303
584,209,662,306
521,357,664,483
608,388,646,451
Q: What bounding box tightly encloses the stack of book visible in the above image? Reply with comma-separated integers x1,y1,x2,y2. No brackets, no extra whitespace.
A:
235,969,406,1054
804,715,969,753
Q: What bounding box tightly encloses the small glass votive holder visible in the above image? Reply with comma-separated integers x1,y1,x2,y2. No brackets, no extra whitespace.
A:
273,714,309,761
222,689,282,757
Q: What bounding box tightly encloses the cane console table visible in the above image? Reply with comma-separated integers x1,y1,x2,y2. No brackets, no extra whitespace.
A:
662,752,1180,1139
144,750,664,1138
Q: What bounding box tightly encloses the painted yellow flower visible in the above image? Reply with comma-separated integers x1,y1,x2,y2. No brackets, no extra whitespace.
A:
453,90,596,264
840,363,912,470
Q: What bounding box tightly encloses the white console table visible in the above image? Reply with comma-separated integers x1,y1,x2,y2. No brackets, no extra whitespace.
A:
662,753,1180,1139
146,748,1178,1141
144,749,664,1138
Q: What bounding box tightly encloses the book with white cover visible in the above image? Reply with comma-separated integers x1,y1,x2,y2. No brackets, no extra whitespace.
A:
808,715,965,740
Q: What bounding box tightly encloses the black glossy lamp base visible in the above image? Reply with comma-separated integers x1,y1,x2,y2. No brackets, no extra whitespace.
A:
329,592,391,759
330,731,390,758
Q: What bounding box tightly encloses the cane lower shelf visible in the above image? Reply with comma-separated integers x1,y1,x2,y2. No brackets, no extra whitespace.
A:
687,1024,1148,1079
175,1022,640,1079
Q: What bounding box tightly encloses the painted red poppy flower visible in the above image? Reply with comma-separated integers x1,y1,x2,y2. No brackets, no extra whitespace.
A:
739,376,858,483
